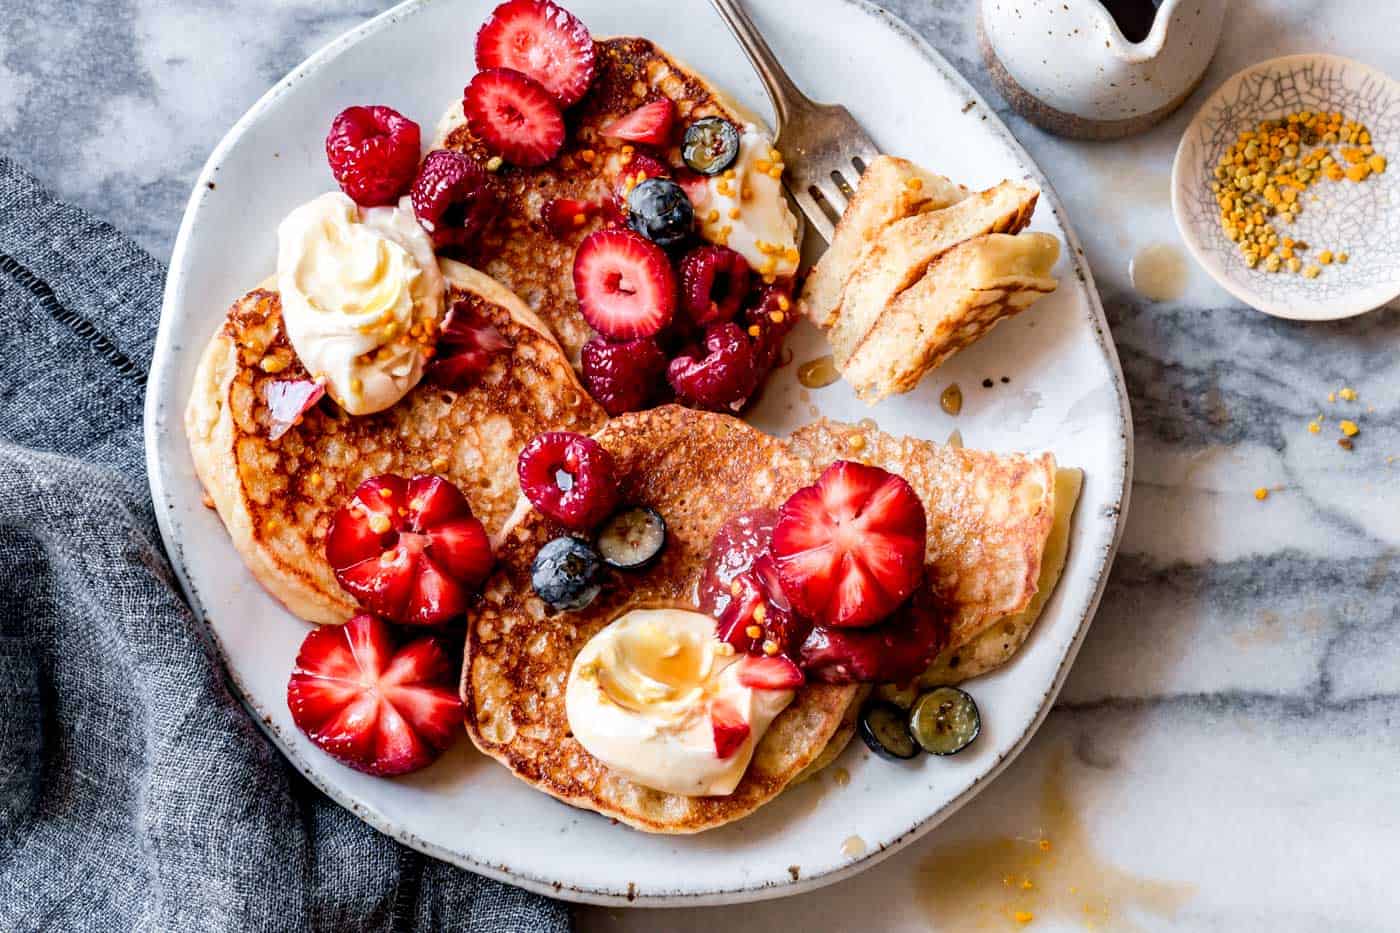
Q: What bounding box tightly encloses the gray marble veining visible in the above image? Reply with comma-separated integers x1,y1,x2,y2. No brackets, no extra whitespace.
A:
8,0,1400,929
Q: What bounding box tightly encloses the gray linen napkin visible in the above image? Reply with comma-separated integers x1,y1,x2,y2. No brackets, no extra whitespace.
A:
0,156,571,933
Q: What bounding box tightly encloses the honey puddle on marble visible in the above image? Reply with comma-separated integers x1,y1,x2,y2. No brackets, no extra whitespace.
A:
1130,244,1189,302
916,751,1193,930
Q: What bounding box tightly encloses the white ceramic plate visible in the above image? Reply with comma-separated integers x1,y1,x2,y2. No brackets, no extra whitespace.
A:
1172,54,1400,320
145,0,1131,907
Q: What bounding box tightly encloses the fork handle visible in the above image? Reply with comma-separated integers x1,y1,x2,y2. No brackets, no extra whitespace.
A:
707,0,814,135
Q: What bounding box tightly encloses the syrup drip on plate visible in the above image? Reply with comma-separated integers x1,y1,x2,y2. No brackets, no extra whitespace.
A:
797,354,839,389
940,383,963,416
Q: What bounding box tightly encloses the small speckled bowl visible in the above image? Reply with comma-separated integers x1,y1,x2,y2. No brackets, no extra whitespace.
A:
1172,54,1400,320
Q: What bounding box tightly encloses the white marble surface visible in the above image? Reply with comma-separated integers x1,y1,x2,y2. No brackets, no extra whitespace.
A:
7,0,1400,929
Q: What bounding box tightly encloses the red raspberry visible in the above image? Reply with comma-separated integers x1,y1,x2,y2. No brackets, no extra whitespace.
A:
326,105,422,207
667,322,760,411
679,245,750,327
517,431,620,531
744,280,798,374
581,335,667,416
410,150,499,250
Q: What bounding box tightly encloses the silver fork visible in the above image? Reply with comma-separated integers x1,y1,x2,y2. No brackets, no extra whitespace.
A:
708,0,882,243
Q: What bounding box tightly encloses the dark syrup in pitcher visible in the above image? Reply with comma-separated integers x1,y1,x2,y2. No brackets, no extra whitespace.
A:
1101,0,1161,43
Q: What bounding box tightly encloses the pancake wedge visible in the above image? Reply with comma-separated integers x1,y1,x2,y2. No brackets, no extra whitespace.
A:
820,179,1040,364
186,259,606,626
463,407,859,834
787,419,1061,655
803,155,971,329
434,36,761,364
842,231,1061,401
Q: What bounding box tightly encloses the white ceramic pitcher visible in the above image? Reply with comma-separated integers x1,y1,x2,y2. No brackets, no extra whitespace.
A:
979,0,1229,139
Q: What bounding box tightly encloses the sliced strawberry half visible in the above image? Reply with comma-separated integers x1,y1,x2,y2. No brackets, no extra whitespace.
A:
603,99,676,146
572,228,676,339
428,300,512,391
735,654,804,690
287,614,462,776
464,68,565,168
326,474,494,626
710,698,751,759
475,0,596,108
264,379,325,441
771,461,927,628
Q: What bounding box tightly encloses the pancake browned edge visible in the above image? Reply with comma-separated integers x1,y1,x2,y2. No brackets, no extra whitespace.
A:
435,36,761,364
185,259,607,626
788,420,1059,657
463,406,860,834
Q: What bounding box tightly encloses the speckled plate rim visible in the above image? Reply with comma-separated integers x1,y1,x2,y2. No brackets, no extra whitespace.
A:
1170,53,1400,321
144,0,1133,907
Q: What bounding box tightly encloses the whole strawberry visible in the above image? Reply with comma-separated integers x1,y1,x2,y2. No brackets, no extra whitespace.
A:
325,105,421,207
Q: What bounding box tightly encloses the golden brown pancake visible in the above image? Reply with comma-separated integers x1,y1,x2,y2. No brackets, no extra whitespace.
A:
789,685,870,786
462,406,859,834
787,419,1059,654
185,260,607,626
435,36,757,364
921,466,1081,683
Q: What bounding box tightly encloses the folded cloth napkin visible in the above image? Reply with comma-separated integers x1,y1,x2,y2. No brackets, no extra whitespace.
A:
0,157,571,933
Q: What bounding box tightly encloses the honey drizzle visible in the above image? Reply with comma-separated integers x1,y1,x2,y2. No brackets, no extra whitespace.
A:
797,354,839,389
915,749,1193,930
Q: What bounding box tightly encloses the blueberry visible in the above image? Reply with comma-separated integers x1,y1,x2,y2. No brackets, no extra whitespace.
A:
682,117,740,176
531,536,604,612
597,505,667,570
626,177,694,249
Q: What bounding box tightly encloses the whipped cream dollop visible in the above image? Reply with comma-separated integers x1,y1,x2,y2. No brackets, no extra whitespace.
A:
693,124,800,281
277,192,445,415
565,608,795,797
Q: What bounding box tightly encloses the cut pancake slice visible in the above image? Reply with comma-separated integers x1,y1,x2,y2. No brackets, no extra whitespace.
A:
185,259,607,626
803,155,971,329
822,179,1041,366
787,419,1062,656
463,406,859,834
842,231,1060,401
